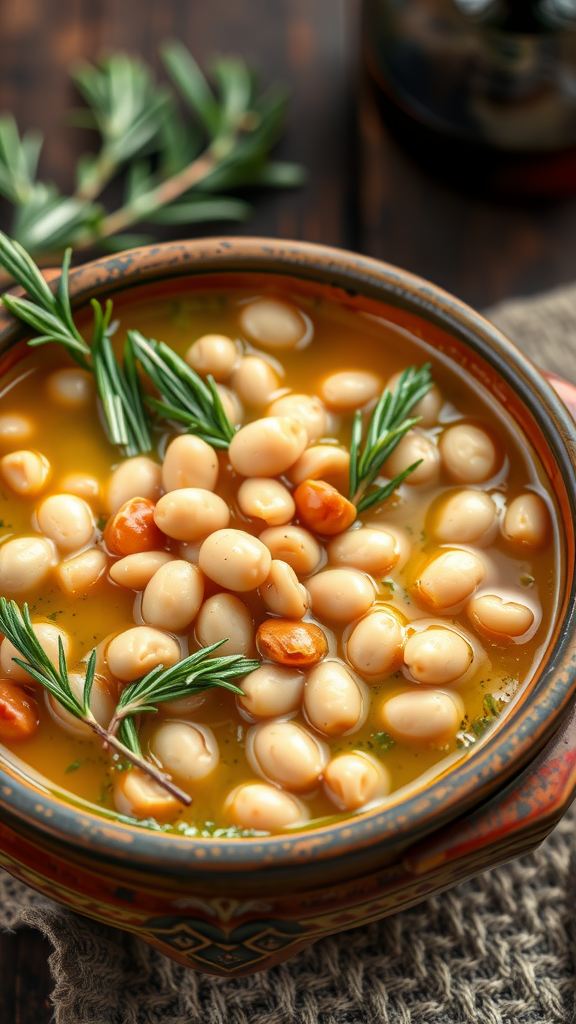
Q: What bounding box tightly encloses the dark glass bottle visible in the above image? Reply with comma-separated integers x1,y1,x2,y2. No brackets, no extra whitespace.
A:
363,0,576,193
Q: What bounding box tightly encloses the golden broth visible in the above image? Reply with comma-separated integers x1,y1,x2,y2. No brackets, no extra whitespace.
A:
0,278,559,835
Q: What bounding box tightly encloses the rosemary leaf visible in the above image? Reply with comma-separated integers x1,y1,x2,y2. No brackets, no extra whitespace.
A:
349,364,434,511
0,599,255,806
0,114,43,206
70,53,172,202
0,232,152,456
129,330,235,448
0,45,303,258
110,641,258,751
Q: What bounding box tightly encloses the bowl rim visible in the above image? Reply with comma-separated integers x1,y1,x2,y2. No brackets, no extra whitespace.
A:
1,235,576,876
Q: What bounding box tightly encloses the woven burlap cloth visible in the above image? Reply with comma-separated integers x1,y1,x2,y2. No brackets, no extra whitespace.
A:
2,284,576,1024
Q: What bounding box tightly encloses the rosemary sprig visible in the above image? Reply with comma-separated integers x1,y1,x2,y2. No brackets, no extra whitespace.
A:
70,53,172,203
0,44,304,260
349,364,434,513
0,599,257,806
0,236,90,365
109,640,259,752
0,231,151,456
129,330,235,448
0,232,232,452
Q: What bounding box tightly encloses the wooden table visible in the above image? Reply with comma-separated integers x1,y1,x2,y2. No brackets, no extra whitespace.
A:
2,0,576,1018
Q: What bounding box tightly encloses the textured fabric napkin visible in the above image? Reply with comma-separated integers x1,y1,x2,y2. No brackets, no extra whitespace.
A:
2,282,576,1024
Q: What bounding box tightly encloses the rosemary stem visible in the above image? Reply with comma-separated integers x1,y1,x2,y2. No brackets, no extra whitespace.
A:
87,717,192,806
74,151,118,203
73,148,218,251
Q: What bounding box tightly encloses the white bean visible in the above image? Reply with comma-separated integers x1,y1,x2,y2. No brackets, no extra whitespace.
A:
346,611,404,677
260,559,309,619
60,473,100,503
151,721,219,781
107,626,180,682
55,547,107,596
381,689,461,743
268,393,327,443
48,671,116,738
467,594,534,640
504,493,550,549
259,525,323,576
161,435,218,493
195,593,255,656
240,297,308,350
153,488,229,542
387,372,443,428
440,424,497,483
328,528,398,574
307,569,375,623
250,720,327,791
1,623,70,683
107,456,162,515
198,529,271,591
238,664,304,718
0,537,54,594
46,368,93,408
237,478,295,526
0,414,33,444
367,522,412,570
320,370,381,412
433,489,496,543
289,445,350,487
415,549,485,610
141,560,204,632
113,769,182,823
0,449,50,496
37,493,95,553
184,334,238,381
215,384,243,427
385,431,440,486
226,782,307,830
230,356,280,407
109,551,175,590
228,417,307,477
324,753,390,811
303,661,364,736
404,627,472,684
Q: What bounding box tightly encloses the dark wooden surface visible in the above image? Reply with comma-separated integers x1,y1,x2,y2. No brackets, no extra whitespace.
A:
2,0,576,1018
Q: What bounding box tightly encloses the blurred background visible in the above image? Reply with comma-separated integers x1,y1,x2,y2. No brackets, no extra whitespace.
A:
3,0,576,310
2,0,576,1018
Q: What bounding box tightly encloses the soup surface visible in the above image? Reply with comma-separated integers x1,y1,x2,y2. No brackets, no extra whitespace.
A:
0,276,558,835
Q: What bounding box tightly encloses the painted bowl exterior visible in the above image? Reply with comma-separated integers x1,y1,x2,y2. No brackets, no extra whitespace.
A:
0,238,575,975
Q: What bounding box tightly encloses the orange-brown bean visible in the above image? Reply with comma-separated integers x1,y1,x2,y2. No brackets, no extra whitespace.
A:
104,497,165,556
294,479,356,536
0,679,39,741
256,619,328,667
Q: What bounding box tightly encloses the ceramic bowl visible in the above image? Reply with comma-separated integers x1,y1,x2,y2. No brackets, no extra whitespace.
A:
0,238,576,977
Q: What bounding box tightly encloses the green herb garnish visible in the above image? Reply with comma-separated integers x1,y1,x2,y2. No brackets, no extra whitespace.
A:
456,694,506,749
0,233,151,456
128,330,235,449
0,232,234,454
0,44,304,258
108,641,259,754
348,364,434,513
0,598,258,805
371,731,396,752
